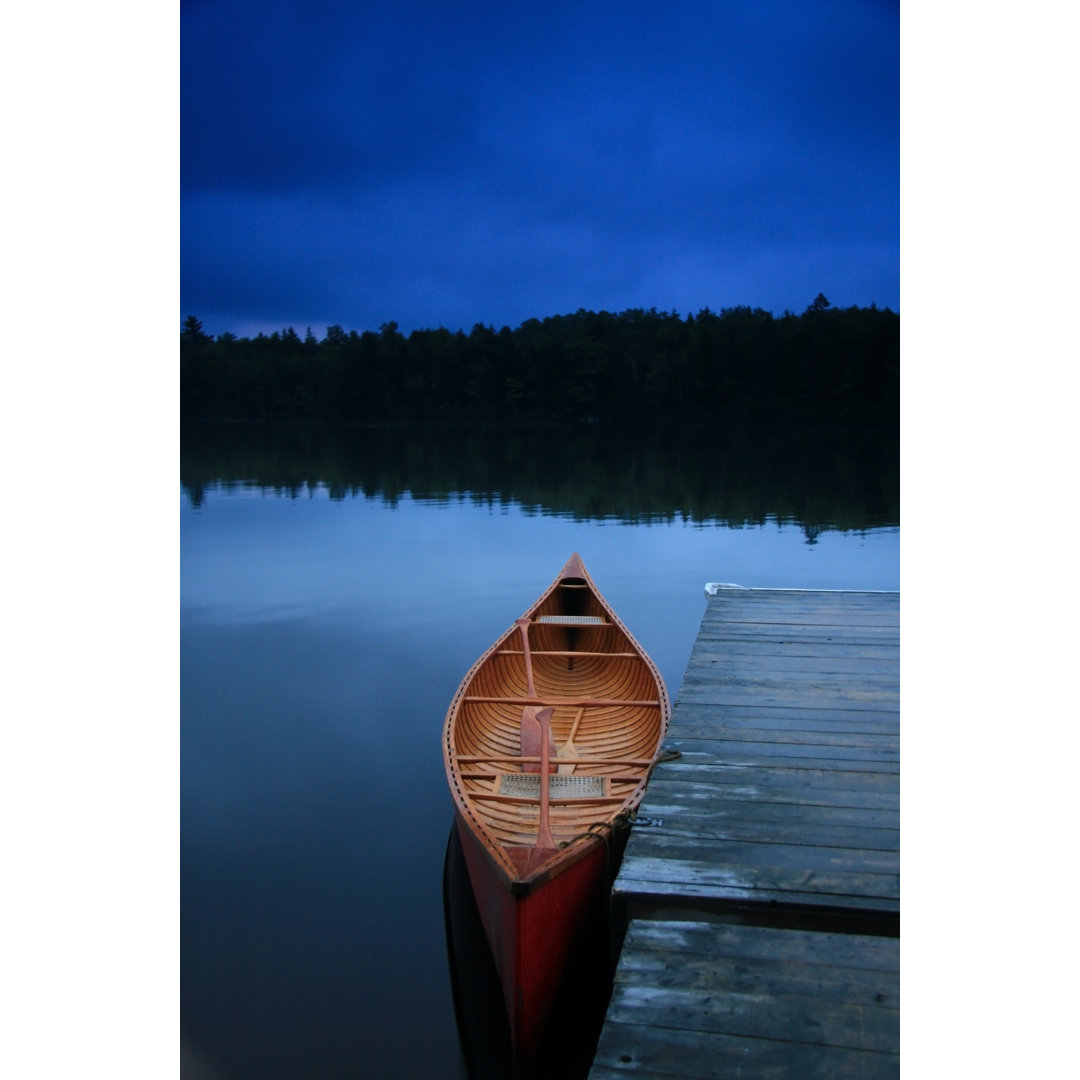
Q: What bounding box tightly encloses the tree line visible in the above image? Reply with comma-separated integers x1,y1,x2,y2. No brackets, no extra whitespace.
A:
180,296,898,427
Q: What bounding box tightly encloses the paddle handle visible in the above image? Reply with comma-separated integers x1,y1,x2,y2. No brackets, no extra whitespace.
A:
566,706,585,746
515,618,536,697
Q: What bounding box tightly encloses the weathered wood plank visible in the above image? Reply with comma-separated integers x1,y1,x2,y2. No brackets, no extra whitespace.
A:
604,988,897,1050
620,918,899,969
611,876,900,912
640,789,899,830
647,762,901,803
663,725,899,751
631,815,899,853
698,625,899,644
683,650,897,670
649,787,899,815
667,727,899,753
590,921,899,1079
704,590,897,609
694,634,899,655
658,750,899,774
614,855,899,906
676,666,899,692
702,605,899,625
667,758,900,782
676,685,899,708
679,660,900,685
718,601,900,615
623,834,899,875
657,753,897,779
647,765,903,794
671,705,899,734
680,653,899,676
698,617,898,634
590,1032,898,1080
674,685,899,710
699,587,894,604
666,741,899,763
702,609,900,626
700,598,898,619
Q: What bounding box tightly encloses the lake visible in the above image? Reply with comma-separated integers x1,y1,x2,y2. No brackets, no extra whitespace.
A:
180,422,898,1080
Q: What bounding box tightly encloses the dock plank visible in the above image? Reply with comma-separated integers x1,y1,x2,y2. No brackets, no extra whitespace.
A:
613,856,900,908
648,761,900,800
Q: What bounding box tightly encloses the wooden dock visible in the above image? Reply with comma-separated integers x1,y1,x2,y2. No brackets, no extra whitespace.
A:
589,585,900,1079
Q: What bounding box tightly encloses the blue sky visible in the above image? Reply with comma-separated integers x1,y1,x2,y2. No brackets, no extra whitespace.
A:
181,0,899,337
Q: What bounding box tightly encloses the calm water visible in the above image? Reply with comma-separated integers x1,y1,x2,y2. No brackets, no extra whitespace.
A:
180,423,898,1080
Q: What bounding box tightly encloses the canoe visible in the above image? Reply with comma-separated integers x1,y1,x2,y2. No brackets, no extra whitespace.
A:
442,553,671,1063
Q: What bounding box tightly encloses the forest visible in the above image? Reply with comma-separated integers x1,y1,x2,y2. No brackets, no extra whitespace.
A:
180,296,898,427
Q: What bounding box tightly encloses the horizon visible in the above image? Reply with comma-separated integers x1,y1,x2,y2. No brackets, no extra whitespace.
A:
185,294,898,344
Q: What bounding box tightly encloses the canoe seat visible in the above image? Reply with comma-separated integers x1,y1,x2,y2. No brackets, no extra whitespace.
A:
535,615,605,625
497,774,609,799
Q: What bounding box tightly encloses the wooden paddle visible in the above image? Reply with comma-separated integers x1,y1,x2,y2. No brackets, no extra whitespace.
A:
516,619,556,847
517,618,555,773
557,707,585,775
515,617,537,697
534,705,555,849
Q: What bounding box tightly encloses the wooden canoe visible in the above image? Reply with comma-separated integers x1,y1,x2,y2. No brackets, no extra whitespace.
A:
442,553,671,1063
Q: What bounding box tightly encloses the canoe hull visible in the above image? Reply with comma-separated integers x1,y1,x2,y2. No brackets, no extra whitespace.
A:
455,813,614,1063
443,553,670,1066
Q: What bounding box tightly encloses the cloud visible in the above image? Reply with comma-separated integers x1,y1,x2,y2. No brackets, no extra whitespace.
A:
181,0,898,334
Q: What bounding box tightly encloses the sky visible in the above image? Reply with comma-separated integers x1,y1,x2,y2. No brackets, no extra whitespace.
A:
181,0,899,338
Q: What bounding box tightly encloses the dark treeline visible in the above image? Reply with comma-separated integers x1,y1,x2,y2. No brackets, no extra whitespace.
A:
181,296,898,426
181,421,898,538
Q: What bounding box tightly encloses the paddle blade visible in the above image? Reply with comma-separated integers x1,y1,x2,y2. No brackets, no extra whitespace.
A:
557,706,585,775
556,740,580,775
520,706,557,774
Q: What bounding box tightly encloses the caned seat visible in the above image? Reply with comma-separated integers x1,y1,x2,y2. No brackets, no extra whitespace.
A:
497,773,609,798
535,615,606,625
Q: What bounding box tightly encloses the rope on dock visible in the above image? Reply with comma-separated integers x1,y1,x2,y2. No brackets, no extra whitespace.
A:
556,748,682,856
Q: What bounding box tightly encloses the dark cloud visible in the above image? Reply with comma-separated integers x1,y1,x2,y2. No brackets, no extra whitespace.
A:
182,0,898,335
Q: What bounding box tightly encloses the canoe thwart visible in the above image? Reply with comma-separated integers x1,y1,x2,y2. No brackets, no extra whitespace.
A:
463,695,662,707
454,753,656,767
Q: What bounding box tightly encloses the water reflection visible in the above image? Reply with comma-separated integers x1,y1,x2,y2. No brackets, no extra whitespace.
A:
181,421,898,539
443,828,515,1080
